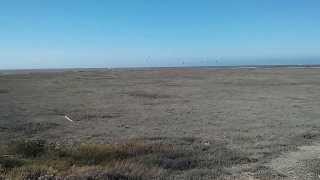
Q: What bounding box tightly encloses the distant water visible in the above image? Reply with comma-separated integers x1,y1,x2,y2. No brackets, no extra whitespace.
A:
118,65,320,71
0,69,64,75
1,65,320,75
0,68,100,75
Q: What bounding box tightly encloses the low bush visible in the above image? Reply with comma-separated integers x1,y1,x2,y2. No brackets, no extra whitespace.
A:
0,89,9,94
70,144,121,165
0,156,25,169
8,139,46,158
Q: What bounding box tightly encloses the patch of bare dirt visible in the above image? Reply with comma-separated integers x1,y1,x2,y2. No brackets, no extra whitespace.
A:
269,143,320,180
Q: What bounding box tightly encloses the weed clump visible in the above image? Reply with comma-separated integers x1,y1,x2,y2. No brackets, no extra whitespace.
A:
0,89,9,94
0,156,25,169
8,139,46,158
6,165,56,180
128,91,171,99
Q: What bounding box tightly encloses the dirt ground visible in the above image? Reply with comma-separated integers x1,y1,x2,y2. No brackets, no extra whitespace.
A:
1,68,320,179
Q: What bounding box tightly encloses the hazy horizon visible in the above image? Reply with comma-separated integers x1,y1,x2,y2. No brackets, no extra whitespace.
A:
1,58,320,71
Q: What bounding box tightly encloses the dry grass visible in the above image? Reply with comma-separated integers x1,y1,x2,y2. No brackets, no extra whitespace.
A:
128,90,171,99
56,162,161,180
1,140,164,179
5,165,56,180
0,138,253,179
305,159,320,179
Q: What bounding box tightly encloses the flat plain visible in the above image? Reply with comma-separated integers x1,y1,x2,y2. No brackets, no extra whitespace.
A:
1,68,320,179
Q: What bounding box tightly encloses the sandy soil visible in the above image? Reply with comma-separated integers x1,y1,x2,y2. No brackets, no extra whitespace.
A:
270,143,320,179
1,68,320,179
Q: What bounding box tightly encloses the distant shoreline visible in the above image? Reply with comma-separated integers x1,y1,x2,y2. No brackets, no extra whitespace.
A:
1,64,320,75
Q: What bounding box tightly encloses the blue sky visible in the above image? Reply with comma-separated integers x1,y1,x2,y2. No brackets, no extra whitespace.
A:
1,0,320,69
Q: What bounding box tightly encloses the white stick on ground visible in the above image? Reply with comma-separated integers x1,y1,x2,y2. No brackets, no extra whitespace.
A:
64,115,74,122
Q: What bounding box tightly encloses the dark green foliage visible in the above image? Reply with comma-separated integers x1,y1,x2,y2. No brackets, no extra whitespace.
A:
0,89,9,94
8,139,46,158
0,156,25,169
143,150,198,170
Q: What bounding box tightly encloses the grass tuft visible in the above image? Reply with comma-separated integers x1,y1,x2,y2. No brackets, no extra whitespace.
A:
0,156,25,169
5,165,56,180
128,91,171,99
8,139,46,158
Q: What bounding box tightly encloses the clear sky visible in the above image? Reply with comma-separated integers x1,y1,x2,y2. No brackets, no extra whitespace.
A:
1,0,320,69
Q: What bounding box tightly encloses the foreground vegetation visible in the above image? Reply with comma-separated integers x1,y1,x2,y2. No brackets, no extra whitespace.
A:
0,138,254,179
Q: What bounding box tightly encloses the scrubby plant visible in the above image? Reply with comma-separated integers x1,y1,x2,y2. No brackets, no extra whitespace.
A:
0,89,9,94
0,156,25,169
8,139,46,158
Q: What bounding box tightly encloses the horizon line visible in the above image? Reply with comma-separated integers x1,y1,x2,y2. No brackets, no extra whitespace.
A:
1,64,320,71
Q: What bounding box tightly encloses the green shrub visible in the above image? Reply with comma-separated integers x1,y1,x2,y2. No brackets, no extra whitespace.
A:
0,156,25,169
0,89,9,94
142,150,197,170
70,144,119,165
8,140,46,158
69,142,174,165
